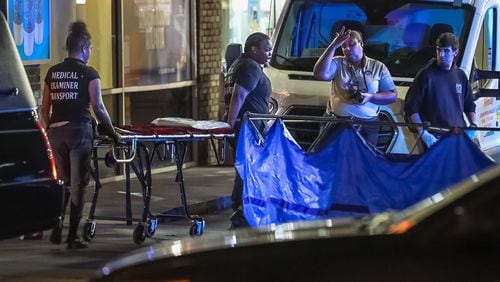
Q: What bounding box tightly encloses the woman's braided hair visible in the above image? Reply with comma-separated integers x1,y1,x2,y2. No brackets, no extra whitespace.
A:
66,21,91,53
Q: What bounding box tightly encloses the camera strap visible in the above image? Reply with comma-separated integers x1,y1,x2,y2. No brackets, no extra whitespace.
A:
347,61,368,92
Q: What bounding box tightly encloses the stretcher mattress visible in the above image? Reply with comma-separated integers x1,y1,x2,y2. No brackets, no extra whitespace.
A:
116,125,187,136
114,123,233,137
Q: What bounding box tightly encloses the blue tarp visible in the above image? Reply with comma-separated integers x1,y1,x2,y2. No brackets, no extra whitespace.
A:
236,118,496,227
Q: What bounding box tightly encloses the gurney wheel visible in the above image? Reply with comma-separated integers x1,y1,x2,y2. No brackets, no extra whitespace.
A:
133,224,146,245
82,220,96,242
189,218,205,236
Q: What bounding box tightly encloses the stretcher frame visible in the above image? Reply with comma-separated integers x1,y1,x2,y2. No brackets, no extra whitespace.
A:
84,125,234,244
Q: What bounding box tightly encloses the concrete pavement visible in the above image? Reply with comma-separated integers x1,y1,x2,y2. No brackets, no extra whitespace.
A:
0,165,236,281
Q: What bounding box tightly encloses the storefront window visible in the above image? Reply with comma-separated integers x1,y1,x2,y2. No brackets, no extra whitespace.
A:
125,88,194,167
24,0,198,176
226,0,285,46
77,0,116,89
123,0,191,87
126,88,192,125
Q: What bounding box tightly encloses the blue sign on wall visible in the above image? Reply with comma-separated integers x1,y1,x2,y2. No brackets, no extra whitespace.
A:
7,0,50,65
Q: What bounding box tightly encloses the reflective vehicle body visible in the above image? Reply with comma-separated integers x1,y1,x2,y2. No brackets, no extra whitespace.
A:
265,0,500,155
0,13,63,240
92,165,500,282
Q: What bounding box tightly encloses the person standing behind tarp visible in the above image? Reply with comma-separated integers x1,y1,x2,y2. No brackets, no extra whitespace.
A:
41,21,117,249
313,27,398,147
404,32,476,149
225,32,272,229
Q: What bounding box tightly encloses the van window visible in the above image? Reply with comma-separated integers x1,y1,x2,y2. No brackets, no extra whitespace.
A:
271,0,474,77
473,8,497,73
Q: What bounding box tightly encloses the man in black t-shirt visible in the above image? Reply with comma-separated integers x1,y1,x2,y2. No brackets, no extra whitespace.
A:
404,32,476,148
226,32,272,228
41,22,116,249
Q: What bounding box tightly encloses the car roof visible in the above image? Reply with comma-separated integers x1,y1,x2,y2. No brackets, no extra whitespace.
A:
0,13,36,113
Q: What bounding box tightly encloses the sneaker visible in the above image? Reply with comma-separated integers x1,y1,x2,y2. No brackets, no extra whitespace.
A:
229,210,249,229
66,237,88,249
50,224,63,244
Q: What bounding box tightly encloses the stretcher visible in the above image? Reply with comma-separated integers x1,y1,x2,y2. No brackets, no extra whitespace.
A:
84,122,234,244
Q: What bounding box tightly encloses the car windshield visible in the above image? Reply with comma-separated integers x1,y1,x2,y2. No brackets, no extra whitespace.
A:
271,0,473,77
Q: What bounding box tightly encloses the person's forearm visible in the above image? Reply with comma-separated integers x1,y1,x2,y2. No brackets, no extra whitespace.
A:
409,112,437,148
314,28,350,80
227,96,244,128
409,113,424,134
92,104,113,126
227,84,250,128
313,43,337,80
370,90,397,105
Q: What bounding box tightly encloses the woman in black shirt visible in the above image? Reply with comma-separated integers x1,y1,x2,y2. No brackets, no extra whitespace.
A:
41,21,116,249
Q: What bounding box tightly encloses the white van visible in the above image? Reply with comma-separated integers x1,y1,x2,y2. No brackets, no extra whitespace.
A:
260,0,499,157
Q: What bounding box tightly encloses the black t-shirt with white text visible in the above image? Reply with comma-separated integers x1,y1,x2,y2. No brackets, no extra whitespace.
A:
44,58,100,124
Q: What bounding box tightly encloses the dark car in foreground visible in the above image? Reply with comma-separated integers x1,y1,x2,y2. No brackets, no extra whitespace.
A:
92,164,500,282
0,13,63,240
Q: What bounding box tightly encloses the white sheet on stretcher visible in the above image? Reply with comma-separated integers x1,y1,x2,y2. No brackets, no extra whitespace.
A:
151,117,231,130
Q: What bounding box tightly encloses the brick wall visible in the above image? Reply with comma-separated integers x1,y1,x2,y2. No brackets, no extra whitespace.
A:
197,0,223,165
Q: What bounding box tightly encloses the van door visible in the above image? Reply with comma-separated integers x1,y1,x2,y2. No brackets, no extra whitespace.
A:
470,6,500,158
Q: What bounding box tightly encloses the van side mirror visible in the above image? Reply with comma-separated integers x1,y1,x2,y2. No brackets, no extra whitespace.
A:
472,69,500,100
